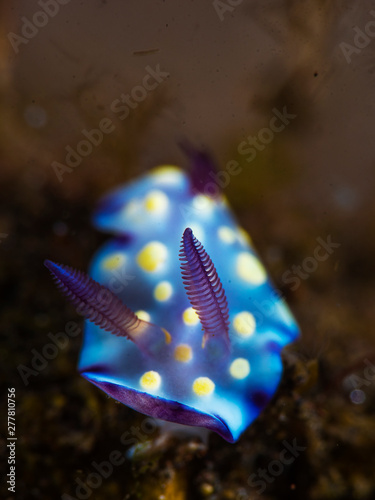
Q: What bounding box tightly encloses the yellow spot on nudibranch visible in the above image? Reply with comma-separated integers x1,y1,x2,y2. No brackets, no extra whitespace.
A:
233,311,256,337
144,190,169,213
140,371,161,391
182,307,200,326
236,252,267,285
135,310,151,322
218,226,236,244
192,377,215,397
136,241,168,272
154,281,173,301
229,358,251,379
102,253,126,270
174,344,193,363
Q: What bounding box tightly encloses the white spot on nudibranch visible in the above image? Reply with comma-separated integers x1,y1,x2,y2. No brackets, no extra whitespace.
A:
218,226,237,244
192,377,215,397
135,310,151,322
150,165,183,185
122,199,141,219
136,241,168,272
229,358,250,379
236,252,267,285
192,194,216,214
154,281,173,301
144,190,169,213
140,371,161,391
233,311,256,337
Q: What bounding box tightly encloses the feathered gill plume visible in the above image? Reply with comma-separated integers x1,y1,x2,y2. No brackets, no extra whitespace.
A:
44,260,168,356
179,228,230,354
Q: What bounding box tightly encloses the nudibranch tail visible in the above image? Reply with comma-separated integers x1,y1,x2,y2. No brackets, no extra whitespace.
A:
44,260,168,356
179,228,230,354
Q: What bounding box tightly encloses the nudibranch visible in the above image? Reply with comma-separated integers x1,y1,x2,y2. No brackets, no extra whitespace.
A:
45,151,300,442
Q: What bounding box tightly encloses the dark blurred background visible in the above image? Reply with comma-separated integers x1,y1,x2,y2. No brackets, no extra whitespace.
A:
1,1,375,499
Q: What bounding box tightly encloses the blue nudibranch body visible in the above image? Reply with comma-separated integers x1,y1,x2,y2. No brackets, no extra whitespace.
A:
46,162,299,443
